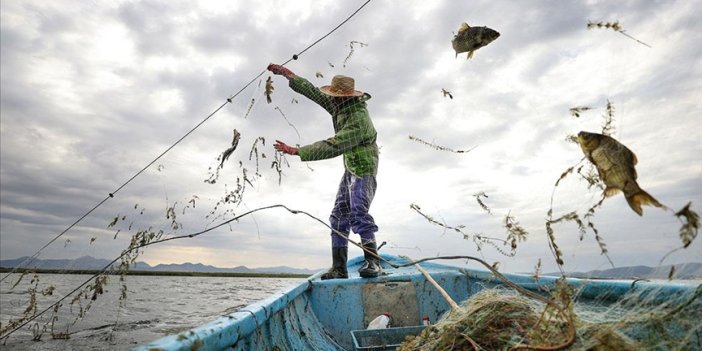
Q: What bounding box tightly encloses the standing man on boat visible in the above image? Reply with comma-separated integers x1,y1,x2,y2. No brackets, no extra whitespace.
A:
267,63,381,279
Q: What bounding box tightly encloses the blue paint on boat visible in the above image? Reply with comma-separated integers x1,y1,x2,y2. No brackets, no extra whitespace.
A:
135,254,701,351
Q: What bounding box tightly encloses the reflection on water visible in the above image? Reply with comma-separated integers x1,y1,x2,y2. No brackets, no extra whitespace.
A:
0,273,305,350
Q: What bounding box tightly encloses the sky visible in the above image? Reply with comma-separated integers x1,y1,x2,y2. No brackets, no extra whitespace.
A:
1,0,701,275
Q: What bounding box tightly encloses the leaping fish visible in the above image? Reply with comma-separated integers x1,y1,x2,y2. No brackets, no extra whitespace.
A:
451,22,500,59
577,131,663,216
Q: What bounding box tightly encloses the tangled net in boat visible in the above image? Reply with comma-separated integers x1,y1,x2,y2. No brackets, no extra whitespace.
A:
399,285,701,351
398,289,544,350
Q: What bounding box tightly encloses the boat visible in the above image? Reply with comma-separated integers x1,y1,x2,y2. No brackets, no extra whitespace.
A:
136,254,701,351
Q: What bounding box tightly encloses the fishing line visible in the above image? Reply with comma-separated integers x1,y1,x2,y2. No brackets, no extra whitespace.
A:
281,0,372,65
1,0,374,283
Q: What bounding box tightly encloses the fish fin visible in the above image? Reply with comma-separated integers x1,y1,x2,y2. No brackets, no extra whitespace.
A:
632,152,638,165
467,50,474,59
604,187,620,198
625,189,663,216
458,22,470,33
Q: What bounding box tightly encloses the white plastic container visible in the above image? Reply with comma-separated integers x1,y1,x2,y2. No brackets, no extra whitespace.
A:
422,315,431,326
366,313,391,329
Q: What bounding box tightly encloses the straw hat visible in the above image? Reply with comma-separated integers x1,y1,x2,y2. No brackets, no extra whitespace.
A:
319,75,364,97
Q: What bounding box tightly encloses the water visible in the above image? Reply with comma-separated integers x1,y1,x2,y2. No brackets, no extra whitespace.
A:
0,273,305,350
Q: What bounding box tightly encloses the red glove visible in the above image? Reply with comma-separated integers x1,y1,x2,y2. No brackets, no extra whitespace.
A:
274,140,299,155
267,64,295,79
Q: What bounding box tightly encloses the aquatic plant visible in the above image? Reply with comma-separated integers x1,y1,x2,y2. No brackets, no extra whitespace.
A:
587,20,651,48
410,203,523,257
264,76,274,104
569,106,592,118
675,202,699,248
473,191,491,215
343,40,367,67
408,135,476,154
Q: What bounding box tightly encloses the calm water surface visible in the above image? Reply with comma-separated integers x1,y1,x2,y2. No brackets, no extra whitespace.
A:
0,273,305,350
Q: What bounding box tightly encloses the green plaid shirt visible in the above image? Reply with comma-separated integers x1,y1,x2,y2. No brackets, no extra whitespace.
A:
290,76,379,177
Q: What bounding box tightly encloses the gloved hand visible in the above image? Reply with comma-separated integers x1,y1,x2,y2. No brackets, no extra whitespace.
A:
267,64,295,79
274,140,299,155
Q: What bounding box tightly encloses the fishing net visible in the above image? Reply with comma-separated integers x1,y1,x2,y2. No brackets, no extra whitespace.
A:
399,283,701,351
1,3,700,350
0,68,384,344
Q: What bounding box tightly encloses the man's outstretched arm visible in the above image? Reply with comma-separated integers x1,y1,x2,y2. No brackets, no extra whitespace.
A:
267,63,334,114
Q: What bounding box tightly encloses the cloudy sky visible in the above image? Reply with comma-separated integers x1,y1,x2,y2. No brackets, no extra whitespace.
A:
1,0,700,275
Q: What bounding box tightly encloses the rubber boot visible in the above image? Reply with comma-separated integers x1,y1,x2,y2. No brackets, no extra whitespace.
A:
321,247,348,280
358,241,381,278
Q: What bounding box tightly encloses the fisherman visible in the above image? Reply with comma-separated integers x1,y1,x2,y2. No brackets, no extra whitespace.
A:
267,64,381,279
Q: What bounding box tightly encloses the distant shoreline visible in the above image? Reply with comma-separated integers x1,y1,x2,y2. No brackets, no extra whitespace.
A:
0,267,312,279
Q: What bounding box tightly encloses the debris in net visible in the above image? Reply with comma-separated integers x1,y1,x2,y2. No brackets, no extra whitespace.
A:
587,20,651,48
248,137,266,177
409,135,476,154
315,72,324,78
343,40,367,67
219,129,241,169
243,98,255,119
410,203,513,256
398,289,546,350
275,106,301,139
441,88,453,99
271,151,290,186
451,23,500,59
533,258,542,280
588,20,623,31
675,202,699,248
399,288,645,351
577,131,663,216
601,99,616,136
473,191,491,215
569,106,592,118
265,76,274,104
504,211,528,251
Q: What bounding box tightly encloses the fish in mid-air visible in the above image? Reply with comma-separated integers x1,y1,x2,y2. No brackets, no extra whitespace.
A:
577,131,663,216
451,22,500,59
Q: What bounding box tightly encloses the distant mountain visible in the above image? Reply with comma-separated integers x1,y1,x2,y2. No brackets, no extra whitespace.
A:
9,256,697,279
545,262,702,280
0,256,117,270
0,256,319,275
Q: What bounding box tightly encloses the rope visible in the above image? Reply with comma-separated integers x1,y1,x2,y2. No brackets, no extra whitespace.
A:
282,0,372,65
1,0,374,283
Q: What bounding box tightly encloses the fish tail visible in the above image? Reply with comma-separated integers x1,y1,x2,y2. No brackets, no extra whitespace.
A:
625,189,663,216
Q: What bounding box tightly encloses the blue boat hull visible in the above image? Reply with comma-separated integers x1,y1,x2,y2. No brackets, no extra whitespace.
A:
136,254,700,351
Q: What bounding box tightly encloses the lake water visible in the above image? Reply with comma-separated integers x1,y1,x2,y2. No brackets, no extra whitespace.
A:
0,273,306,350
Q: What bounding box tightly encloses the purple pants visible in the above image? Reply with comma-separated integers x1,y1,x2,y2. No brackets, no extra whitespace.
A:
329,171,378,248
